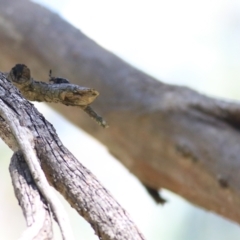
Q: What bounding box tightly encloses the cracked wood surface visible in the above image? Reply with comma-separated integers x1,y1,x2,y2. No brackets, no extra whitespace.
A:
1,0,240,225
0,72,145,240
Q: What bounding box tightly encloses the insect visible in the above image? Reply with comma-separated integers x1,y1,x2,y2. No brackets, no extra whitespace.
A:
49,70,70,84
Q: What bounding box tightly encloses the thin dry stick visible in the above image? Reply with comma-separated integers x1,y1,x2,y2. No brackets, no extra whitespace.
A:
83,105,109,128
0,99,75,240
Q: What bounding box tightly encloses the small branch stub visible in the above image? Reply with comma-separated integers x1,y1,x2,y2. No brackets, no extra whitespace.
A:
7,64,108,128
0,67,145,240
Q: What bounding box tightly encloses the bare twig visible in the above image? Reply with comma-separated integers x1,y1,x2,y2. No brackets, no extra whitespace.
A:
7,64,108,128
6,64,98,106
83,105,109,128
0,98,74,240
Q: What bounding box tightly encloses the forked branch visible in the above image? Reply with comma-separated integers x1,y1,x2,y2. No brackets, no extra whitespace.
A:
0,68,145,240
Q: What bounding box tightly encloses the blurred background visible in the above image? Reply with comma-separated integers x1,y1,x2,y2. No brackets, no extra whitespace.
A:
1,0,240,239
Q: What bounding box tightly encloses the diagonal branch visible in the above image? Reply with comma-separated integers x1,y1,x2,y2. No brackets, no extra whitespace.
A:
10,151,53,240
0,97,74,240
6,64,108,128
0,70,145,240
3,0,240,227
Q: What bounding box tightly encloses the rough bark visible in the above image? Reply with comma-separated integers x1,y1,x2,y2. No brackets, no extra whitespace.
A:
10,151,53,240
1,0,240,225
6,63,108,128
0,71,145,240
0,91,75,240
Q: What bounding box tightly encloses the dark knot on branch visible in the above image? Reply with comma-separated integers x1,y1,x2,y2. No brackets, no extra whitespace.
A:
8,64,33,87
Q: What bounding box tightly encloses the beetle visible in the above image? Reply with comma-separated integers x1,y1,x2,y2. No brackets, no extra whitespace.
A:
49,70,70,84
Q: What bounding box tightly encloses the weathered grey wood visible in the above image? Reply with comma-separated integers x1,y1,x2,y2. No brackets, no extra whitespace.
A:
0,92,74,240
10,151,53,240
6,64,99,106
1,0,240,226
0,71,145,240
6,64,108,128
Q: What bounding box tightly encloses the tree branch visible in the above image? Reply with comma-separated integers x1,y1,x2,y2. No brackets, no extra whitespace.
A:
6,64,98,106
6,64,108,128
0,94,74,240
0,70,145,240
1,0,240,226
10,151,53,240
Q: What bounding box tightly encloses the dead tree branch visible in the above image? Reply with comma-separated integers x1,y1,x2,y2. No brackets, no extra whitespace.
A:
1,0,240,226
10,151,53,240
6,64,108,128
0,70,145,240
0,96,74,240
